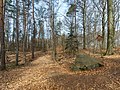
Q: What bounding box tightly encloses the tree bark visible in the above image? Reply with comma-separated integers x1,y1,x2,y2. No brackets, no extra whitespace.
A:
23,0,27,63
50,0,57,61
83,0,86,49
16,0,19,66
102,0,106,49
32,0,36,59
106,0,114,55
0,0,6,70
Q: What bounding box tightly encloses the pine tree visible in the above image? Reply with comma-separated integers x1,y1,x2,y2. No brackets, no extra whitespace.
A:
65,32,78,56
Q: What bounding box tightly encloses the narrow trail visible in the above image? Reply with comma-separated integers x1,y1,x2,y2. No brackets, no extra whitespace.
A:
0,55,68,90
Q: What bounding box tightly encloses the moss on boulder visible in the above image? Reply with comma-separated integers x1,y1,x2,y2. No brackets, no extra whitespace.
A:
70,54,103,71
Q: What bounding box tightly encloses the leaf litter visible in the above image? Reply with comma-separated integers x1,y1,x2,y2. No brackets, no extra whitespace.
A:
0,51,120,90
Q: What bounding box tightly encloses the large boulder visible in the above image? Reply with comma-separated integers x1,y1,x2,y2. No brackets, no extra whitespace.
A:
71,54,103,71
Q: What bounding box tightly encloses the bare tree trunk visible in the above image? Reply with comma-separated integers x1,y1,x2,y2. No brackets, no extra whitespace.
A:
0,0,6,70
27,0,30,51
74,0,77,35
83,0,86,49
106,0,114,55
12,21,16,51
102,0,106,49
41,22,45,52
23,0,27,63
52,5,57,60
38,24,41,50
32,0,36,59
93,12,97,53
50,0,57,61
16,0,19,66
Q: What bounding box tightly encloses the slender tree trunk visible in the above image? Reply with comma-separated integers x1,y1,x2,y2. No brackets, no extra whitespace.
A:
38,24,41,50
0,0,6,70
106,0,114,55
39,21,44,51
41,22,45,52
12,0,16,51
102,0,106,49
16,0,19,66
52,4,56,60
102,13,105,49
23,0,27,63
7,20,10,50
83,0,86,49
27,0,30,51
32,0,36,59
93,12,97,52
74,0,77,35
50,0,57,60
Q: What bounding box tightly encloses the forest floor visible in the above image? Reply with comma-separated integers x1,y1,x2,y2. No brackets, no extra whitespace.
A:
0,50,120,90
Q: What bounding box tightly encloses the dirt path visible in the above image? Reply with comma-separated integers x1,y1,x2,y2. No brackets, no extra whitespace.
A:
0,54,120,90
0,55,68,90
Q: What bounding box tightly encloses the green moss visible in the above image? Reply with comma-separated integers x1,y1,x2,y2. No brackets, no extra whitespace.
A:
70,54,103,71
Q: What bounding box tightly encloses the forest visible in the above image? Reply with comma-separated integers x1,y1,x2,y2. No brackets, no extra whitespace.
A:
0,0,120,89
